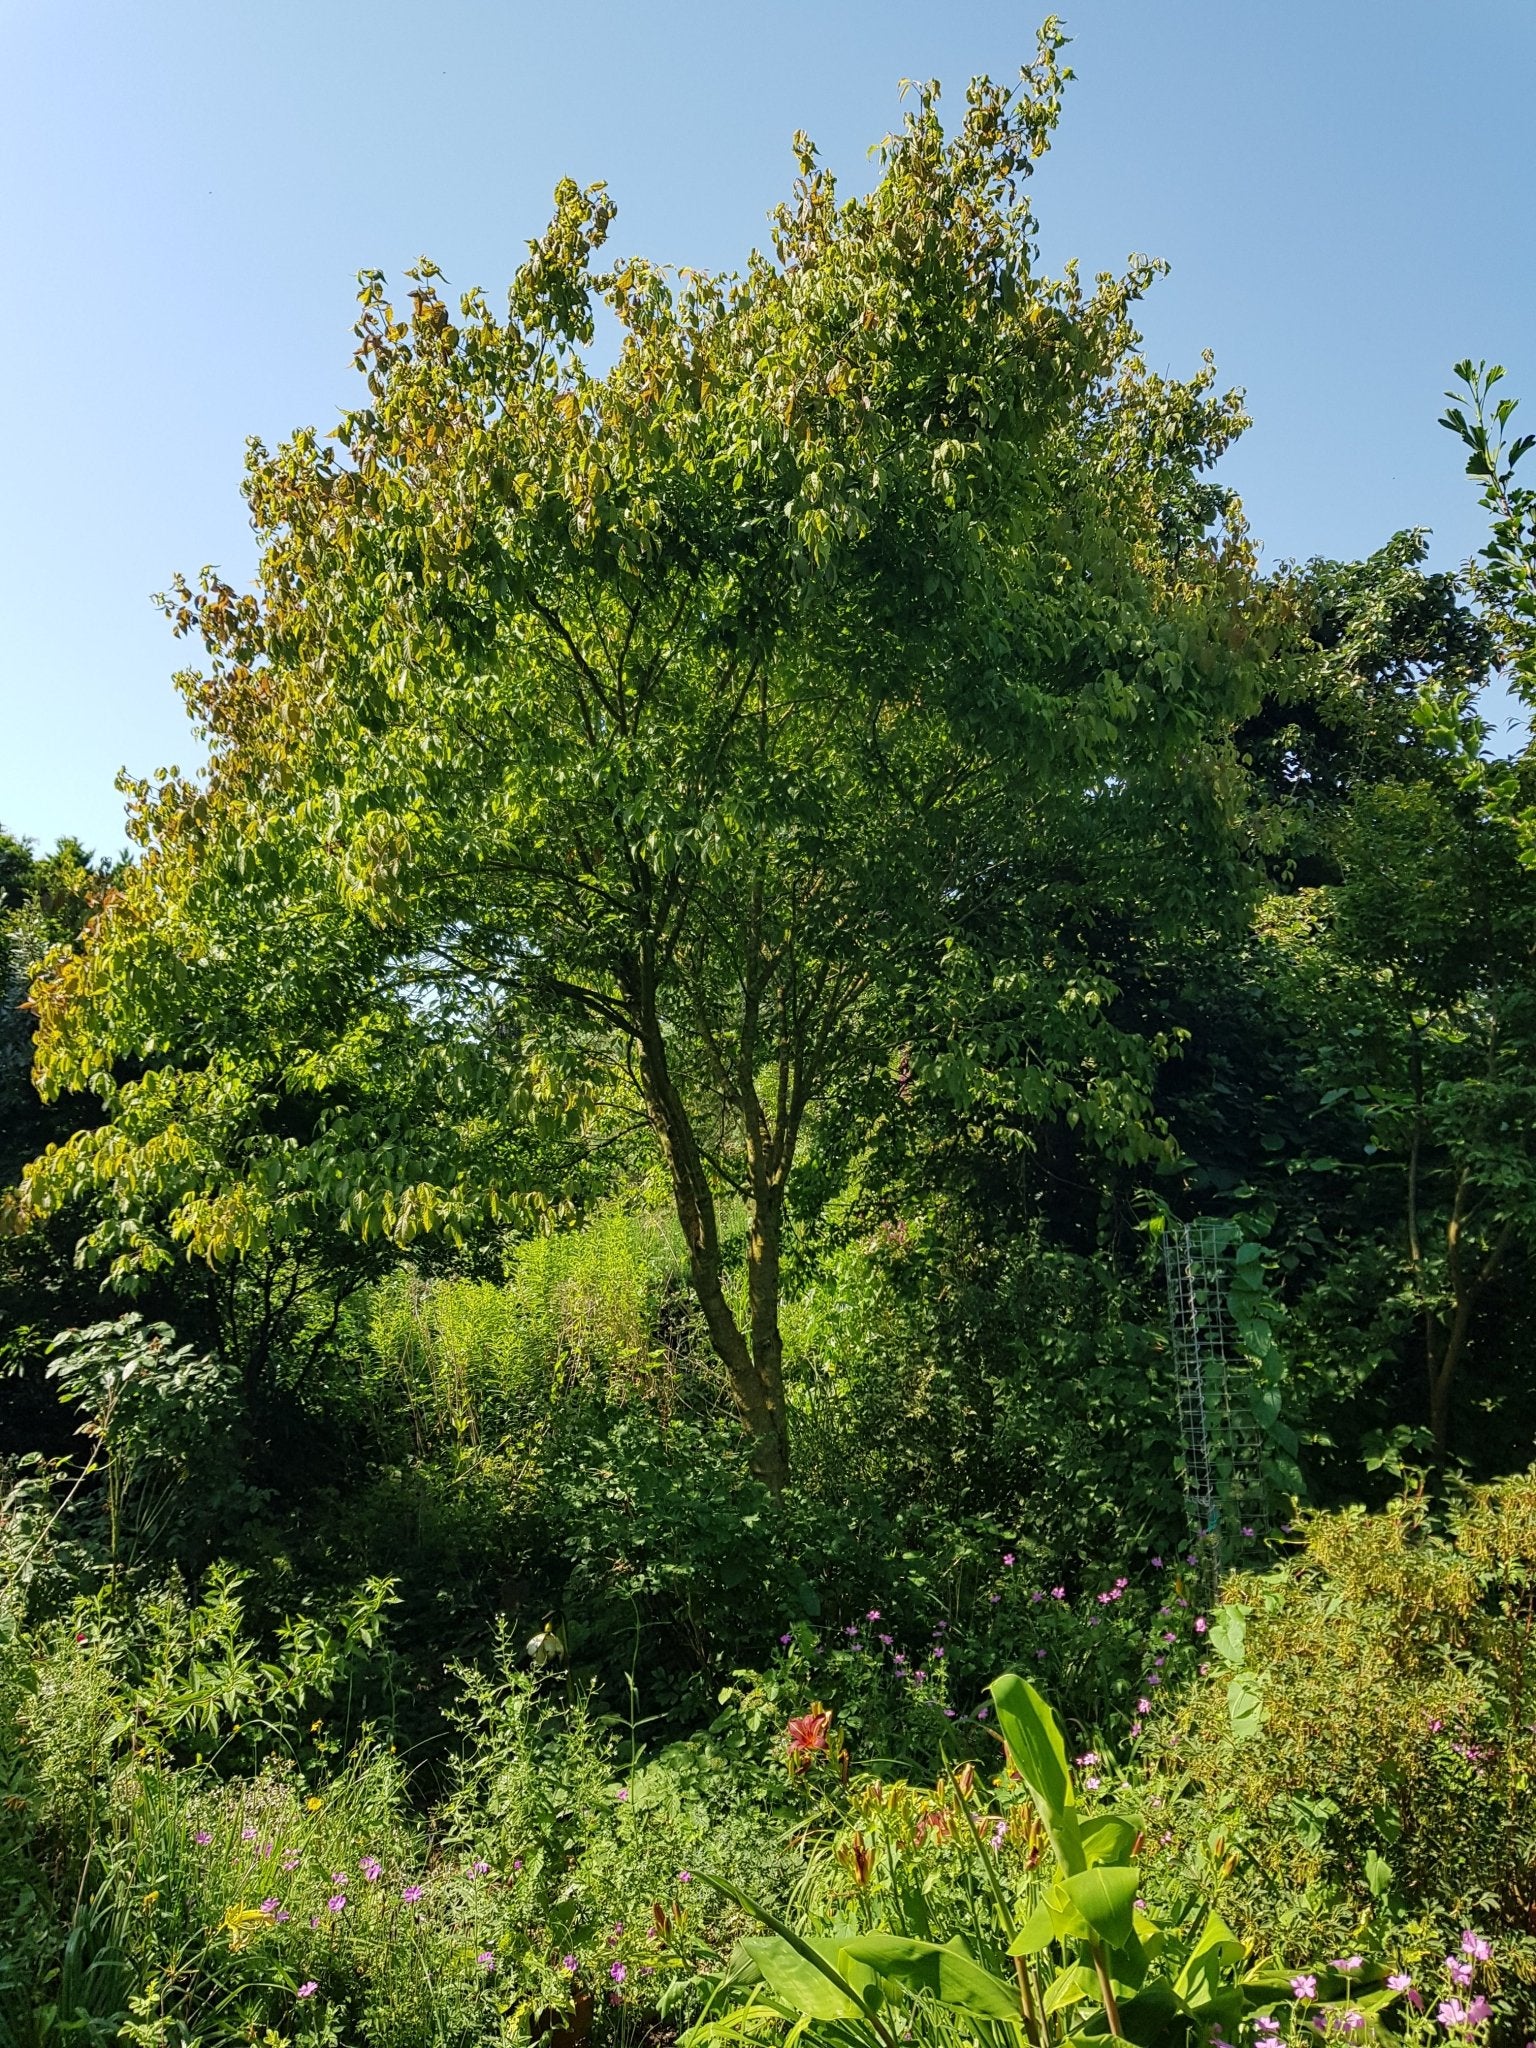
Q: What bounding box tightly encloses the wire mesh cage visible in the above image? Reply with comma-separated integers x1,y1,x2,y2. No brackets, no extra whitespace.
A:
1162,1220,1268,1583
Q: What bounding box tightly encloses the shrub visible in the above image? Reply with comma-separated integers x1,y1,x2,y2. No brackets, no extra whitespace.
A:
1138,1472,1536,2026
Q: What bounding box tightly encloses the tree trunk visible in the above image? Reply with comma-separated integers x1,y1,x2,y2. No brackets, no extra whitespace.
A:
630,1001,790,1489
746,1183,790,1488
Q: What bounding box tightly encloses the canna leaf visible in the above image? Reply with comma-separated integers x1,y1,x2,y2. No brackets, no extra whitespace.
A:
1063,1864,1140,1949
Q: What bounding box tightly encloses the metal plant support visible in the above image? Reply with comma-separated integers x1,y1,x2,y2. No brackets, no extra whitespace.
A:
1162,1220,1266,1582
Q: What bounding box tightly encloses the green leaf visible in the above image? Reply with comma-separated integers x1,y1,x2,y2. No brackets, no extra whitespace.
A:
1173,1912,1246,2010
1044,1964,1101,2015
1008,1900,1059,1957
838,1935,1021,2020
1063,1864,1140,1949
1207,1606,1246,1669
1228,1673,1265,1742
739,1937,866,2021
990,1672,1083,1869
1080,1815,1138,1867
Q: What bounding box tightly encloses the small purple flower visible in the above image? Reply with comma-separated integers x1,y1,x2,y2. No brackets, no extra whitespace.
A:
327,1894,346,1915
1150,1555,1164,1569
282,1854,300,1872
1084,1775,1101,1790
1465,1998,1491,2026
261,1897,281,1914
1389,1975,1414,1994
779,1632,792,1645
360,1856,382,1882
193,1829,212,1846
1440,2000,1469,2029
1035,1648,1047,1660
242,1825,258,1841
879,1632,893,1646
677,1870,692,1883
611,1963,627,1984
478,1950,497,1971
1137,1697,1153,1713
867,1609,881,1621
913,1670,926,1684
471,1859,491,1875
1461,1932,1492,1962
1256,2017,1281,2037
297,1980,318,1998
1194,1616,1208,1635
512,1857,523,1871
402,1885,423,1904
1447,1960,1475,1988
562,1954,579,1971
1333,1957,1364,1975
1002,1552,1015,1567
976,1705,989,1720
615,1786,629,1802
1292,1975,1318,1999
1050,1586,1065,1600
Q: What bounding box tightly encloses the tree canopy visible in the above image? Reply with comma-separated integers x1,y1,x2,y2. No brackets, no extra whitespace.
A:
21,32,1278,1483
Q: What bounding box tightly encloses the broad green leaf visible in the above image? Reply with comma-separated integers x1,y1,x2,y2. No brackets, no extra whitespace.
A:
1080,1815,1138,1867
1063,1865,1140,1949
739,1937,865,2021
1207,1606,1247,1668
1228,1673,1265,1742
990,1673,1082,1870
1044,1964,1101,2015
1008,1900,1059,1957
838,1935,1021,2020
1173,1912,1246,2010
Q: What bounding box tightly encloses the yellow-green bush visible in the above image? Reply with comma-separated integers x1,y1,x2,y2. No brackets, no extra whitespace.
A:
1141,1473,1536,2018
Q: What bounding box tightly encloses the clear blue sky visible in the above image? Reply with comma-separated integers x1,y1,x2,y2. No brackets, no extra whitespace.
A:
2,0,1532,856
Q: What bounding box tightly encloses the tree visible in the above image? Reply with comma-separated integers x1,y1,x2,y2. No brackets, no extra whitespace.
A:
18,34,1267,1486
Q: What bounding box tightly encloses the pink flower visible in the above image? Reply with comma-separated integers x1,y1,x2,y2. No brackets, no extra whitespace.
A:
193,1830,212,1846
360,1856,382,1882
867,1609,881,1621
327,1895,346,1914
1137,1697,1153,1713
1002,1553,1015,1567
562,1955,578,1971
1447,1960,1475,1988
1084,1775,1101,1790
297,1981,318,1999
1461,1932,1492,1962
1292,1975,1318,1999
1440,2000,1469,2029
260,1897,281,1914
615,1787,630,1802
1194,1616,1208,1634
1388,1974,1414,1994
471,1859,491,1875
1465,2000,1491,2026
1333,1957,1363,1974
478,1950,496,1971
611,1963,627,1984
1051,1586,1065,1600
401,1885,423,1904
